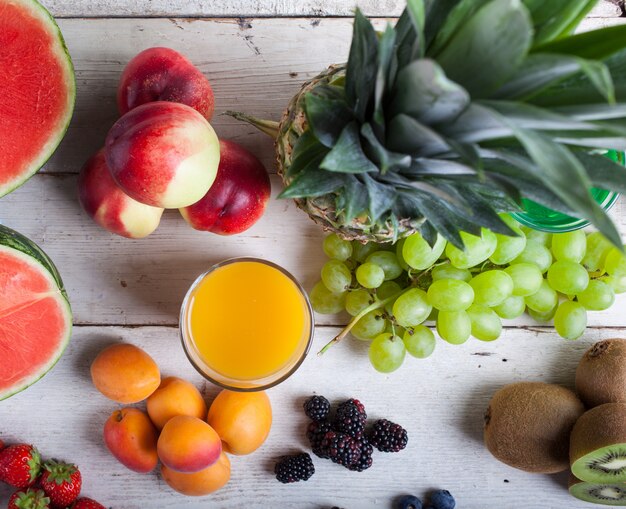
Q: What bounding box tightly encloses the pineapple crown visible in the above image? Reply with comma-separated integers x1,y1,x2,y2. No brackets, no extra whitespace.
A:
278,0,626,248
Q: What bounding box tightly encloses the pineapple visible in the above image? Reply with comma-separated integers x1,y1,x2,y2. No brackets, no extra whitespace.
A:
229,0,626,248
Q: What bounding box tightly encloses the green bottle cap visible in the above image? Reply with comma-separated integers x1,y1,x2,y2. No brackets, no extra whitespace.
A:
511,150,623,232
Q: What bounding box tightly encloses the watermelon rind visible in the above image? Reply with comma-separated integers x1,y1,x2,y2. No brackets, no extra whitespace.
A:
0,0,76,198
0,225,72,400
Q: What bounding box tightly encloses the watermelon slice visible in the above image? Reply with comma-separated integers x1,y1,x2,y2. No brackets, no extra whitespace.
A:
0,225,72,400
0,0,75,197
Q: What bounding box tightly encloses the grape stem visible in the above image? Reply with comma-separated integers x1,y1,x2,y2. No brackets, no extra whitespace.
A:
318,289,407,355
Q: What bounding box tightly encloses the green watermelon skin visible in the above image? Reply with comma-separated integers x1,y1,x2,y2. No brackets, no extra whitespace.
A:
0,225,72,400
0,0,76,197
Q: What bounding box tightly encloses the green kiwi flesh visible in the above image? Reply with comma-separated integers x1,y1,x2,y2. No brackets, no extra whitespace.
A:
571,403,626,483
484,382,585,473
576,339,626,408
570,475,626,506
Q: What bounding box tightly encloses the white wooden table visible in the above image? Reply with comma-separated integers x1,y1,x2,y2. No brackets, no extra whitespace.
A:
2,2,626,508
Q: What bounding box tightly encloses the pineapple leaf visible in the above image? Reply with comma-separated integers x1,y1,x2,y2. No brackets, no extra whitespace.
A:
522,0,598,47
573,150,626,194
319,122,379,174
279,167,347,199
387,114,450,155
577,59,615,104
559,0,603,39
405,0,426,55
423,0,464,50
419,221,439,246
436,0,533,98
345,9,378,122
361,173,396,221
340,178,369,222
403,157,477,177
389,59,470,125
554,104,626,121
395,9,421,71
374,24,397,129
361,123,412,173
286,131,329,178
533,24,626,60
304,85,354,148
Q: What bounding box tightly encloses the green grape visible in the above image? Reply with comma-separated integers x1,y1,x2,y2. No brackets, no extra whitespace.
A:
356,262,385,289
395,239,410,271
583,232,613,272
511,241,553,273
426,279,474,311
520,226,552,247
392,288,432,327
505,263,543,297
321,260,352,294
378,280,403,314
470,270,514,307
345,289,372,316
445,229,497,269
603,275,626,294
525,280,558,313
528,303,557,323
310,281,346,314
403,325,436,358
351,310,387,340
551,230,586,263
547,260,589,295
605,246,626,276
402,233,447,270
351,241,379,263
490,216,526,265
554,300,587,340
431,263,472,282
436,310,471,345
365,251,403,280
369,333,406,373
427,307,439,322
467,304,502,341
323,234,353,261
493,295,526,319
576,279,615,311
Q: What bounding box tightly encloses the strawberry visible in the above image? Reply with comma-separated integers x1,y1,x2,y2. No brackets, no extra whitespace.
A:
39,460,82,508
71,498,106,509
0,444,41,488
8,488,50,509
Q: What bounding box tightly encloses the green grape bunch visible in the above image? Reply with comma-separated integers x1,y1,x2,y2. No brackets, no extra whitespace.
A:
310,216,626,374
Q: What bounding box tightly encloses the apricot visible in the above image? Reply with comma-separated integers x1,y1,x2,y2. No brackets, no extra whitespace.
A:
161,452,230,496
146,377,207,430
103,408,158,473
90,343,160,404
207,390,272,455
157,416,221,472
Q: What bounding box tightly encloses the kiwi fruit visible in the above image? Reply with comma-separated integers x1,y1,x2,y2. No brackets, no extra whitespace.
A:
569,473,626,506
576,339,626,408
484,382,585,473
571,403,626,484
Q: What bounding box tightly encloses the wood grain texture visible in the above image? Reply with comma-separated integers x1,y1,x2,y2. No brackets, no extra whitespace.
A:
41,0,623,18
1,175,625,328
41,16,626,177
0,325,619,508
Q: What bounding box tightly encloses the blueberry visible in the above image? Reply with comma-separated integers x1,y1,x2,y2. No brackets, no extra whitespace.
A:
396,495,423,509
430,489,455,509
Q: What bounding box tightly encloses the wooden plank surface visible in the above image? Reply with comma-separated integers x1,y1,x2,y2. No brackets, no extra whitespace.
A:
0,325,618,508
42,0,624,18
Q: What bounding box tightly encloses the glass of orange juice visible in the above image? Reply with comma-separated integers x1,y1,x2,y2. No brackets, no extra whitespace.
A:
180,258,314,391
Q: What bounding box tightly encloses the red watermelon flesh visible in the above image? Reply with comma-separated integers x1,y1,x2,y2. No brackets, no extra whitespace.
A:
0,226,72,400
0,0,75,197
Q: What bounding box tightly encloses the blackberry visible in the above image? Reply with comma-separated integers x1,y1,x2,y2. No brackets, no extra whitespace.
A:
307,420,333,458
334,398,367,437
369,419,408,453
274,453,315,483
303,395,331,422
348,435,373,472
322,431,361,468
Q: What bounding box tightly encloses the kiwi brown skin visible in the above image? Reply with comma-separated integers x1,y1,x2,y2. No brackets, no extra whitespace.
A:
576,339,626,408
569,473,626,506
571,403,626,484
484,382,585,473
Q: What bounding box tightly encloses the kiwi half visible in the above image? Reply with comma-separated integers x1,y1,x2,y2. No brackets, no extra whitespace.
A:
571,403,626,483
484,382,584,473
570,474,626,506
576,339,626,408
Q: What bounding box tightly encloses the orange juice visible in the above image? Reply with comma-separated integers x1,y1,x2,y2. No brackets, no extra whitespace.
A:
181,259,313,390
